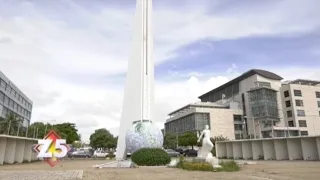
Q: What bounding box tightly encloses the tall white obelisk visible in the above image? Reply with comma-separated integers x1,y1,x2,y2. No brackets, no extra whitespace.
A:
116,0,154,160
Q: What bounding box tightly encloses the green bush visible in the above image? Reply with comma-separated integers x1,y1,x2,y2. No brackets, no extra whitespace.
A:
176,158,240,172
131,148,171,166
181,161,215,172
211,148,216,156
219,160,240,172
107,151,115,159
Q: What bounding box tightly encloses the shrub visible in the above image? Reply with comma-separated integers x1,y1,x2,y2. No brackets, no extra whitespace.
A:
176,158,240,172
219,160,240,172
176,155,184,168
131,148,171,166
107,151,115,159
181,161,215,172
211,148,216,156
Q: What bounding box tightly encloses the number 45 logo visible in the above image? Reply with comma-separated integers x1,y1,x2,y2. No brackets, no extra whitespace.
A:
37,139,68,158
34,130,70,167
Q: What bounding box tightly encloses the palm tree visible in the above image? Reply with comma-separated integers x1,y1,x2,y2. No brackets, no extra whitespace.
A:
0,112,23,136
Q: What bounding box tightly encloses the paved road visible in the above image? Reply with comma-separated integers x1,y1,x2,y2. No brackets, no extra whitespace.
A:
0,170,83,180
1,160,320,180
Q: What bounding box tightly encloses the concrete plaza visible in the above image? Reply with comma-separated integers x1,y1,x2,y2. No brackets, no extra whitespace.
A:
0,159,320,180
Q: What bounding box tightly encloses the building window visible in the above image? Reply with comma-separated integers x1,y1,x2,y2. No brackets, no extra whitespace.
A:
255,81,271,88
0,92,4,103
316,91,320,98
284,91,289,97
9,99,14,108
287,110,292,117
318,101,320,108
0,79,6,88
297,110,305,117
285,100,291,107
235,134,241,140
4,96,9,106
288,121,294,127
298,120,307,127
293,90,302,97
234,124,243,131
233,115,242,122
301,131,308,136
295,100,304,107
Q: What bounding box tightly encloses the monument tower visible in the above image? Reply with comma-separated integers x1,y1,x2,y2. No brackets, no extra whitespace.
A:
116,0,160,160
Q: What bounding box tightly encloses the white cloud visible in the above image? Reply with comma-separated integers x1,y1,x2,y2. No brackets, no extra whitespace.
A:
0,0,319,141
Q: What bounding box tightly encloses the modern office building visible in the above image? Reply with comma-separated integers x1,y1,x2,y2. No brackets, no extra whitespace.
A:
165,101,243,140
0,71,33,128
280,79,320,136
165,69,306,140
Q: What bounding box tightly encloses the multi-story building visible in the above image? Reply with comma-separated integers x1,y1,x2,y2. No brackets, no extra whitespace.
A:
0,71,33,128
165,69,300,140
280,79,320,136
165,101,243,140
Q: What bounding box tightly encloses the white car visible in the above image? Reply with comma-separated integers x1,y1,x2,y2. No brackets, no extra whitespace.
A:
93,150,108,158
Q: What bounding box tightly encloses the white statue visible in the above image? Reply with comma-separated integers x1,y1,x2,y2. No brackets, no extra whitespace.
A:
197,125,214,159
197,125,221,168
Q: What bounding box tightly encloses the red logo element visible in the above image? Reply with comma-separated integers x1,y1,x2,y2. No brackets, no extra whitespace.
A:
34,130,71,167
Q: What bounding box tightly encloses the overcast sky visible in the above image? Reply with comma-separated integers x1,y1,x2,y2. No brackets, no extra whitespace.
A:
0,0,319,141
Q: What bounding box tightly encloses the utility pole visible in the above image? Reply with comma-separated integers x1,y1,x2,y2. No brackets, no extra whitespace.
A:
7,120,11,135
36,128,38,138
33,127,36,138
25,125,28,138
271,119,274,138
16,123,20,136
252,117,256,139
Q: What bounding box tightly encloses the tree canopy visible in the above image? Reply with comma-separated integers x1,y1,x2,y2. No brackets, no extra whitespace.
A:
178,131,198,149
0,112,23,135
27,122,81,144
89,128,116,149
163,133,177,149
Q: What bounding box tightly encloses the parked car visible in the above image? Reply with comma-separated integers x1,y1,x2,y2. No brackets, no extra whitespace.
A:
183,149,198,157
67,148,75,157
69,150,92,158
93,150,108,158
165,149,180,157
113,150,132,157
175,148,185,155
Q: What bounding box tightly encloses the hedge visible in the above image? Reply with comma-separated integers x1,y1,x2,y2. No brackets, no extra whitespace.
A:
131,148,171,166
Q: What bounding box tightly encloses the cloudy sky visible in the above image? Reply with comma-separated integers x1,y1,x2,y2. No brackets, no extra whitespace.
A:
0,0,319,141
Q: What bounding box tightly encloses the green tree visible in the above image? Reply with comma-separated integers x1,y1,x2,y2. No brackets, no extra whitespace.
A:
178,131,198,149
27,122,47,138
52,123,80,144
89,128,116,149
163,133,177,149
72,141,82,148
0,112,23,135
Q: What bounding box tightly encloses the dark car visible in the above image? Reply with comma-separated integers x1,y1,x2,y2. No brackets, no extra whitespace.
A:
165,149,180,157
175,148,185,155
69,150,92,158
184,149,198,157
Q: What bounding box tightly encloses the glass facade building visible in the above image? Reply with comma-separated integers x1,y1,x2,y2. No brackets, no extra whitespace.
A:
165,113,210,134
0,71,33,128
248,87,279,119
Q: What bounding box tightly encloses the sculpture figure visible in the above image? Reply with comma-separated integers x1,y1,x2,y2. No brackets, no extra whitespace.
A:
197,125,214,159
